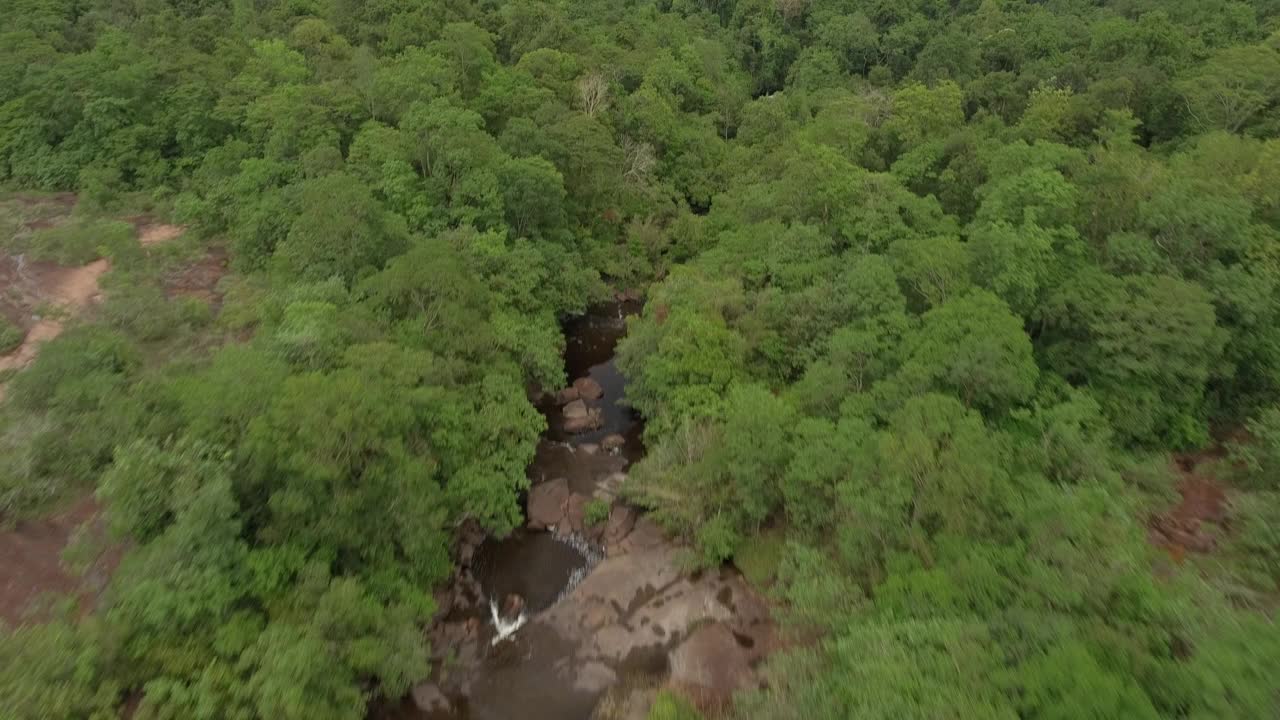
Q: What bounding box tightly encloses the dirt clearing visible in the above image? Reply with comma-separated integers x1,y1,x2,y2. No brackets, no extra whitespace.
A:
1150,451,1230,559
0,205,189,399
0,495,121,625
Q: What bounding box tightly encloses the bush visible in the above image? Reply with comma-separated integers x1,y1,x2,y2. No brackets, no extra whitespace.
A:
0,317,23,355
21,218,136,265
1224,491,1280,596
585,498,611,527
0,327,149,518
734,528,786,588
647,690,703,720
102,283,212,342
1229,406,1280,490
7,326,139,413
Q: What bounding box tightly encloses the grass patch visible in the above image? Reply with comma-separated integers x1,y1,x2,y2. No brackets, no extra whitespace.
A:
585,498,611,526
734,526,787,588
648,689,704,720
12,217,136,265
0,317,23,354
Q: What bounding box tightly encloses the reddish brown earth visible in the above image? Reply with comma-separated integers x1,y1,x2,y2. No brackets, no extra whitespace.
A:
0,217,190,399
0,256,111,404
0,496,121,626
164,245,229,306
0,204,188,625
1150,451,1230,559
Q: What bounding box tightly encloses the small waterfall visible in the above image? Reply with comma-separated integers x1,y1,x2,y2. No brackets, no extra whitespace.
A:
488,598,527,645
553,532,604,603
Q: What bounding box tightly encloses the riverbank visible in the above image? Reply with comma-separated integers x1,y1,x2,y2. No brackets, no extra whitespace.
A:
381,300,775,720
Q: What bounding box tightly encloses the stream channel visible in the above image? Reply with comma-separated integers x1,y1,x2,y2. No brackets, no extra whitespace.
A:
379,300,772,720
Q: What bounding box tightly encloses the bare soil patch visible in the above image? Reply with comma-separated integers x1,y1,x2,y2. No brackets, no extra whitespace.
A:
1,210,189,398
0,495,121,625
164,245,229,306
1150,451,1230,558
134,220,186,247
0,258,112,376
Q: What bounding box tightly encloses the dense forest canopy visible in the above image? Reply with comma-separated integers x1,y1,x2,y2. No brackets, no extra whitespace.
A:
1,0,1279,717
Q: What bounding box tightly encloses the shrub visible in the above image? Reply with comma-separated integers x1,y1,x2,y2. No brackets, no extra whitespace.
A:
0,317,23,355
647,690,703,720
22,218,136,265
103,283,212,342
734,528,787,588
584,498,611,527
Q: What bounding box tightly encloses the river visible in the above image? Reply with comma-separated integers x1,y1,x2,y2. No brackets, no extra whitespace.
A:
377,300,772,720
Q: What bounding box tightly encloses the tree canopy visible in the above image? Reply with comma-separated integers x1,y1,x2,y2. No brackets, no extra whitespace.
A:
1,0,1279,718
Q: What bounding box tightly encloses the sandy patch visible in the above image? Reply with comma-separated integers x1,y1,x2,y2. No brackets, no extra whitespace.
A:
137,223,186,247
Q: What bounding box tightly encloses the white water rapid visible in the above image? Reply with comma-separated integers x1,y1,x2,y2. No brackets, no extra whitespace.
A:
488,598,527,645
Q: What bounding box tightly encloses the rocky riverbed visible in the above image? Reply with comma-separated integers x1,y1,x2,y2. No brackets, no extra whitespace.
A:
378,300,775,720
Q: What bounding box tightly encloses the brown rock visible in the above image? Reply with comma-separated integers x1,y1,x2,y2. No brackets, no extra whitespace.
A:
563,399,589,420
627,516,666,549
573,376,604,400
668,622,753,700
564,406,604,434
605,505,637,544
601,434,625,453
598,472,627,496
501,593,525,620
457,518,485,566
555,386,580,405
564,493,589,534
412,683,449,713
582,599,618,630
528,478,569,529
574,660,617,694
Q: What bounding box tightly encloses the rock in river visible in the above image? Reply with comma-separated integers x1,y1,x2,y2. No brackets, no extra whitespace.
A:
564,406,604,434
528,478,569,529
563,399,589,420
573,376,604,400
601,433,625,453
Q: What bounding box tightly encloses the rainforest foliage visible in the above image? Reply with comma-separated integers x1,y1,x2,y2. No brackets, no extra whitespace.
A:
1,0,1279,717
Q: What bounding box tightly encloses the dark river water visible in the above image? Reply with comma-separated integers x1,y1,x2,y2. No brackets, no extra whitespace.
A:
376,300,644,720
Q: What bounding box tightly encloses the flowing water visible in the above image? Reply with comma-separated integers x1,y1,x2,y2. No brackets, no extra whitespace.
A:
376,300,645,720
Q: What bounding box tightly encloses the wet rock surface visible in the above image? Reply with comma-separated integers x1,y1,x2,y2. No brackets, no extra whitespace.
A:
668,622,755,702
527,478,569,530
573,376,605,400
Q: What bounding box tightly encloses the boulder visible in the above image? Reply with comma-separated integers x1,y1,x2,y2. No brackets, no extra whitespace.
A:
574,661,618,694
564,493,589,534
595,473,622,501
564,407,604,434
668,622,753,699
573,376,604,400
563,399,589,420
457,518,485,566
411,683,449,713
578,443,600,455
501,593,526,621
449,572,482,615
528,478,570,529
601,434,625,453
555,386,580,405
627,516,666,549
604,505,637,544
